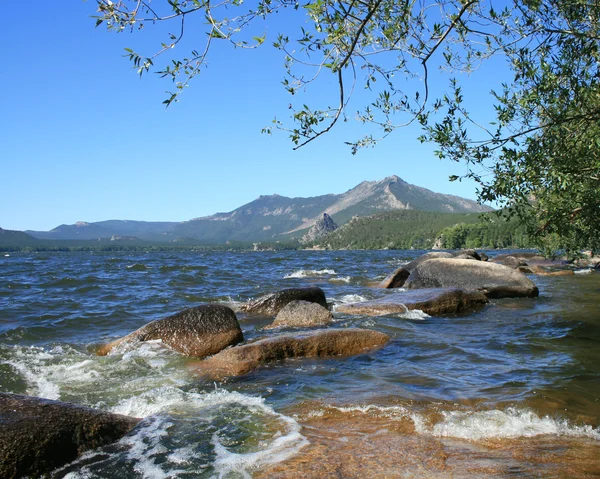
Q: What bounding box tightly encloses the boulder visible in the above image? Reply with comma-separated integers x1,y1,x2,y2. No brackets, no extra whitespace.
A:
267,300,333,329
378,267,410,289
240,287,328,316
378,252,454,289
404,258,539,298
496,255,528,269
337,288,488,316
492,252,545,263
0,393,139,478
194,328,390,377
452,249,482,261
97,304,243,358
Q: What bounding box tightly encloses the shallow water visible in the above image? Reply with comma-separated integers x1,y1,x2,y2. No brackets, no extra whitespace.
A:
1,250,599,477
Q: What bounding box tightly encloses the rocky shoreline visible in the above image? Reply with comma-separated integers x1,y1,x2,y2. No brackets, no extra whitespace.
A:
1,249,598,477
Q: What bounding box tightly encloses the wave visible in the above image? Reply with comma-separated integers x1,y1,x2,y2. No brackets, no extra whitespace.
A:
126,263,149,271
60,388,306,479
329,276,352,284
284,268,336,279
574,268,594,275
319,404,600,441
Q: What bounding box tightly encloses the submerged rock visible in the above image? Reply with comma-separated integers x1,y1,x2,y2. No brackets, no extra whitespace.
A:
194,328,390,377
405,258,539,298
0,393,139,479
267,300,333,329
240,287,328,316
97,304,243,358
337,288,488,316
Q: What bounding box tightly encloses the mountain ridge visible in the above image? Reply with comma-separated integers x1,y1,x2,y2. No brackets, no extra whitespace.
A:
25,176,492,243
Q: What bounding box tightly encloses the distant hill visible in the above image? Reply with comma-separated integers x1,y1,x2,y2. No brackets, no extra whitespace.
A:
0,228,40,248
24,176,492,244
27,220,179,241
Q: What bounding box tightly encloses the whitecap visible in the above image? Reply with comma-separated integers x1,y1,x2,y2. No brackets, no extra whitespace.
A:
284,268,336,279
330,276,352,283
65,389,307,478
574,269,593,275
420,407,600,441
399,309,430,320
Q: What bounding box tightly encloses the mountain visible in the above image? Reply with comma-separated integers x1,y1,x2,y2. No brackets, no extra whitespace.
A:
27,220,179,241
301,213,338,244
0,228,40,248
25,176,492,244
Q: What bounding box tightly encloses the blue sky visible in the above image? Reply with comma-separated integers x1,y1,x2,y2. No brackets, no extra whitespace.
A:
1,1,506,231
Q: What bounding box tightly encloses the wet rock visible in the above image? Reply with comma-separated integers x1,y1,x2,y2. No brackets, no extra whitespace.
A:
479,251,489,261
405,258,539,298
492,252,545,263
97,304,243,358
240,287,328,316
0,393,139,479
452,249,482,261
404,252,454,271
378,252,454,289
496,255,528,269
378,267,410,289
267,300,333,329
536,269,575,277
337,288,488,316
195,328,390,377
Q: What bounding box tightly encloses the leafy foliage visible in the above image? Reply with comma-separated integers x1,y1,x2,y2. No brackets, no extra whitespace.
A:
94,0,600,253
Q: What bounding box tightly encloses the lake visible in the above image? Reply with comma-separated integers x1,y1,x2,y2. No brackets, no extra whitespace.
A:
1,250,599,477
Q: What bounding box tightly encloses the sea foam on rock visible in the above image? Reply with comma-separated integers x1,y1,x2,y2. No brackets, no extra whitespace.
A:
405,258,539,298
97,304,243,358
193,328,390,378
266,300,333,329
240,287,328,316
0,392,139,478
337,288,488,316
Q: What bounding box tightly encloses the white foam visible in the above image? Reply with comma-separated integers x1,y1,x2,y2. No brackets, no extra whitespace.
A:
420,408,600,441
400,309,430,320
313,404,600,442
574,269,593,275
331,294,369,312
212,403,307,478
330,276,352,283
1,343,187,405
284,268,336,278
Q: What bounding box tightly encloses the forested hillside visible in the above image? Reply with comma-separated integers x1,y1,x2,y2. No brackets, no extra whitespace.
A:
315,211,533,250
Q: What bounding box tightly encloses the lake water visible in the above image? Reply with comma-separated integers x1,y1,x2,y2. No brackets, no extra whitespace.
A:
1,250,599,477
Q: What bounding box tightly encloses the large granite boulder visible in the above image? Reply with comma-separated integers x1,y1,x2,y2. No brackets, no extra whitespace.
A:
404,259,539,298
97,304,243,357
0,393,139,478
194,328,390,377
266,300,333,329
240,287,328,316
378,252,454,289
378,267,411,289
452,249,482,261
337,288,488,316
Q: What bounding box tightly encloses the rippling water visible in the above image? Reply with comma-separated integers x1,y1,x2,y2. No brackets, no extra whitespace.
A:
1,250,599,477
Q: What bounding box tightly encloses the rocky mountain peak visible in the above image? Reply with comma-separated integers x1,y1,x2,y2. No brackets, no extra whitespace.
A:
300,213,338,244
